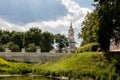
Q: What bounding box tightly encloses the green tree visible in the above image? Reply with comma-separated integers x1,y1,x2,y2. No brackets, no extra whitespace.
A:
11,32,24,49
25,43,37,52
40,31,54,52
6,41,20,52
0,30,11,45
94,0,120,52
0,30,3,44
25,27,41,47
11,44,20,52
1,34,10,44
54,34,68,52
0,45,5,52
78,10,99,46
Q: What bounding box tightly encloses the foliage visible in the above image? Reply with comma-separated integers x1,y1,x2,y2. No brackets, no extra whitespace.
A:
54,34,68,52
0,58,9,66
78,10,99,46
25,27,41,47
77,43,100,53
8,62,32,74
0,58,32,74
0,53,120,79
33,52,120,79
0,45,5,52
40,31,54,52
6,42,20,52
11,32,24,49
0,27,55,52
25,43,37,52
93,0,120,52
0,34,10,44
7,41,14,49
11,44,20,52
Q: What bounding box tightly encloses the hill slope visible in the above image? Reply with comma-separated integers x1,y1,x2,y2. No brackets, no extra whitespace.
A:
33,52,120,80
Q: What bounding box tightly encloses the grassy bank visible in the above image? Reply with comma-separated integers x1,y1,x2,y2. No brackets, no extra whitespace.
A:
0,58,32,74
0,52,120,80
33,52,120,80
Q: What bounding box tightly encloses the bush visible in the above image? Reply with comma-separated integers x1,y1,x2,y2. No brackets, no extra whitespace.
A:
0,58,9,66
0,45,5,52
77,43,100,53
25,43,37,52
6,42,20,52
11,44,20,52
7,41,14,49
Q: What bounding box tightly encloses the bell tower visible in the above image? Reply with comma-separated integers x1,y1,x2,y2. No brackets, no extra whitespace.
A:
68,22,74,41
68,22,76,53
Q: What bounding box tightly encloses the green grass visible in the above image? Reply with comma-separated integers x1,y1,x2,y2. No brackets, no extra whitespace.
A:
33,52,120,80
0,58,32,74
0,52,120,80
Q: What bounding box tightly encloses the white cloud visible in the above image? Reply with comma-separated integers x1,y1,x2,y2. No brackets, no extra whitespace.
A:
0,0,92,46
0,18,25,31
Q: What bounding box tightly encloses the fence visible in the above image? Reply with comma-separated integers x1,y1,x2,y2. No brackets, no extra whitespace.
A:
0,52,69,62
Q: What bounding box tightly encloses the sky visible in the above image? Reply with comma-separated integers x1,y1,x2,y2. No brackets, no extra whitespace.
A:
0,0,94,47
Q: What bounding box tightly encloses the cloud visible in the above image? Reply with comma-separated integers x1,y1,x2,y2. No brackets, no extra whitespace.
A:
0,0,92,46
0,18,25,31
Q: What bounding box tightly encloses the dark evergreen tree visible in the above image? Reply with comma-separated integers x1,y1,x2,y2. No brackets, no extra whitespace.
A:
94,0,120,52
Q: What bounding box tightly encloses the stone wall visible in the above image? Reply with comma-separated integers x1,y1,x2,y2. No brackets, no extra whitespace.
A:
0,52,68,62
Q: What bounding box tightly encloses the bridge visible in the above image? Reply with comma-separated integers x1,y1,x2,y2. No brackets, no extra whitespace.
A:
0,52,70,62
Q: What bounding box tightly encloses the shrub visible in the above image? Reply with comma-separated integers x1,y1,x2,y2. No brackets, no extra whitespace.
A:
0,45,5,52
77,43,100,53
11,44,20,52
25,43,37,52
6,42,20,52
0,58,9,66
7,41,14,49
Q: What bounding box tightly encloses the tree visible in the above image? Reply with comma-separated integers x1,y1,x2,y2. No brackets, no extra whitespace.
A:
0,30,3,44
0,45,5,52
11,44,20,52
54,34,68,52
11,32,24,49
40,31,54,52
0,30,12,45
1,34,10,44
94,0,120,52
78,10,100,46
6,41,20,52
25,43,37,52
24,27,41,47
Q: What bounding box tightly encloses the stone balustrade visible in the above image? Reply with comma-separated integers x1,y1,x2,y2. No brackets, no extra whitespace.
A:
0,52,69,63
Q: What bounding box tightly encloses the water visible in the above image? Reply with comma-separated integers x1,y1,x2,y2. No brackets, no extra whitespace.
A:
0,76,60,80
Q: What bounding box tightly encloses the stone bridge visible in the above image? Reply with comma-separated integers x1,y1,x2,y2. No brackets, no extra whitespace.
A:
0,52,69,62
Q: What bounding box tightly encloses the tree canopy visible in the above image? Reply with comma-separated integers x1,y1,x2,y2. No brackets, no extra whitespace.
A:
40,31,54,52
94,0,120,52
54,34,68,52
79,0,120,52
0,28,67,52
78,10,99,46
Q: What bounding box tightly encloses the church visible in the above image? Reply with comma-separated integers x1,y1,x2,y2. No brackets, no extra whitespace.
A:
67,22,76,53
50,22,76,53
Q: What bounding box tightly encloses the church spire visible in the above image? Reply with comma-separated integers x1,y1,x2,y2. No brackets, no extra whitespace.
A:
67,22,76,53
68,22,74,41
